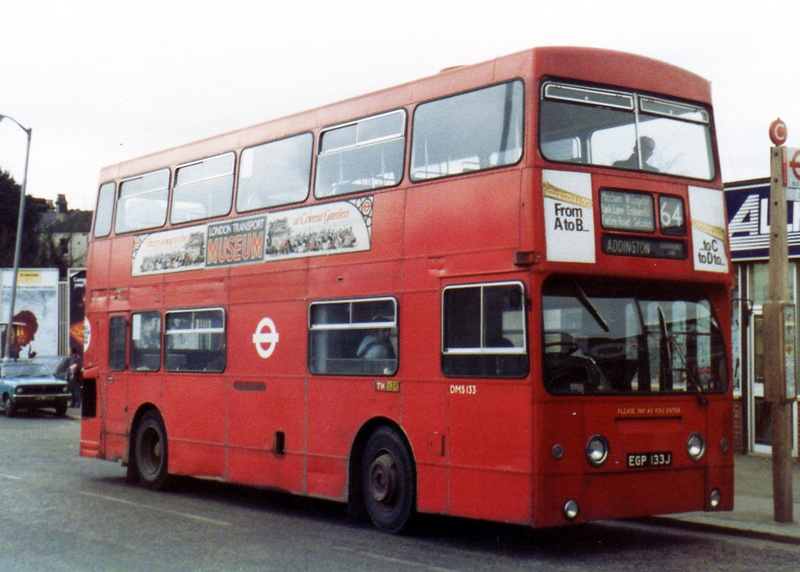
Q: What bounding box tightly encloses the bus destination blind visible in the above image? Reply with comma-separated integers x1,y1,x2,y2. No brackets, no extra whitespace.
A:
600,189,655,233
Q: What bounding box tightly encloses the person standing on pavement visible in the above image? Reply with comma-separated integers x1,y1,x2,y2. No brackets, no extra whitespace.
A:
68,346,83,408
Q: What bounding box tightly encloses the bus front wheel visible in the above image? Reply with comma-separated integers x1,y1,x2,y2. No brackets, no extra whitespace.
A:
361,426,415,533
133,410,169,490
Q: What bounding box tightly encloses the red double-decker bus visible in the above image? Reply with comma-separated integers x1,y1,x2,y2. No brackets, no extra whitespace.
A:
81,47,733,533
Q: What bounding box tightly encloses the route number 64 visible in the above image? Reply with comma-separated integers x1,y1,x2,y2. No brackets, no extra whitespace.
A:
659,196,685,234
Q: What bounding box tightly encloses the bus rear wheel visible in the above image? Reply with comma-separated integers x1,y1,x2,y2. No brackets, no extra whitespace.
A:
133,410,169,490
361,426,415,533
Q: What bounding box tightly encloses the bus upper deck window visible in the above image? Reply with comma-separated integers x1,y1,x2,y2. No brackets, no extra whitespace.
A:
115,169,169,234
238,133,312,212
315,111,405,198
411,81,523,181
94,182,115,238
539,81,715,181
171,153,234,224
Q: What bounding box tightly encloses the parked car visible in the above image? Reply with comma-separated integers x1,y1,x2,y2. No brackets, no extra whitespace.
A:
0,360,71,417
32,355,71,382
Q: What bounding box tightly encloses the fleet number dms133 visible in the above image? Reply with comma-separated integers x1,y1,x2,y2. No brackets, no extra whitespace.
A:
450,384,477,395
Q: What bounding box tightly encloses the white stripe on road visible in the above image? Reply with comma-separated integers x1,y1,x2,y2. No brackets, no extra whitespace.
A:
77,491,232,526
2,473,231,526
333,546,457,571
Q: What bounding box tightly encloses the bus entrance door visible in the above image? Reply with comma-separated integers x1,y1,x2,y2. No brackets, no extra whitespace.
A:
104,313,130,459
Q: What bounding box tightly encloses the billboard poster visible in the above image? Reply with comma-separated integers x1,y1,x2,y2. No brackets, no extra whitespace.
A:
1,268,59,358
69,269,86,354
725,179,800,260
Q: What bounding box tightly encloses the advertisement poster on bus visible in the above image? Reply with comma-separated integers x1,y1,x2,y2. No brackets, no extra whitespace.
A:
689,186,729,273
542,170,595,263
0,268,59,358
132,227,206,275
131,197,373,276
263,197,372,261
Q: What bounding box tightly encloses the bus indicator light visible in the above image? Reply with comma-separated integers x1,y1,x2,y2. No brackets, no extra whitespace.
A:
513,251,540,266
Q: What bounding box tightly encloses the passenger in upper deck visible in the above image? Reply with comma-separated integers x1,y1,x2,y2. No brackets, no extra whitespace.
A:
613,136,658,172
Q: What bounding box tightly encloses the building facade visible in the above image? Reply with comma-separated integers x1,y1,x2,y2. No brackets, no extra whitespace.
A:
726,178,799,454
36,193,92,271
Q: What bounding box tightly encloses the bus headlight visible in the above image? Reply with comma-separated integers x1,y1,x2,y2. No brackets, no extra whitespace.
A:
586,434,609,466
709,488,721,508
686,432,706,461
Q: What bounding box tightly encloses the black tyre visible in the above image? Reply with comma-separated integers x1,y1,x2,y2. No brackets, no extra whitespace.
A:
361,426,415,533
4,396,16,418
133,410,169,490
54,403,68,417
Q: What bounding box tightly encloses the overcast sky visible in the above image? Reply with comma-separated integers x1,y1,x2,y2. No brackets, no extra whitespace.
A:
2,0,799,211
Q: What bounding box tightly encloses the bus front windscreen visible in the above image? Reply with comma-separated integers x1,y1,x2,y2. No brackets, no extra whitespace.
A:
542,276,727,396
539,82,715,180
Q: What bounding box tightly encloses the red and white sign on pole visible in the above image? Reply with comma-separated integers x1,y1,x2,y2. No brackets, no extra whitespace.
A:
772,118,800,199
770,118,788,146
783,147,800,192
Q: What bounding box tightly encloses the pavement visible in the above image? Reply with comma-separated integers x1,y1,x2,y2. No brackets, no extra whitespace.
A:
650,454,800,544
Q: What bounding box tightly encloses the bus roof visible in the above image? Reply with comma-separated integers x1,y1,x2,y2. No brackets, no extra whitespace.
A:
98,46,712,184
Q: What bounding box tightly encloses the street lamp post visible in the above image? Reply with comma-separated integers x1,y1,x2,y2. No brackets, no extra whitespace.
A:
0,114,32,361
